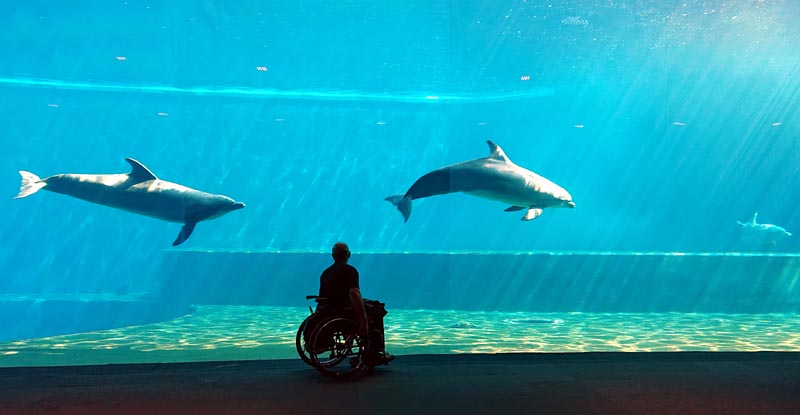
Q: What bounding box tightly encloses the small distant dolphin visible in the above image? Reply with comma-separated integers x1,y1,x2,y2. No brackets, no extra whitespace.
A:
385,140,575,222
15,158,245,246
737,212,791,247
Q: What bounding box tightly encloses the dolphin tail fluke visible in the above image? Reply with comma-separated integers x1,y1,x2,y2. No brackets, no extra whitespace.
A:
385,195,412,223
15,171,45,199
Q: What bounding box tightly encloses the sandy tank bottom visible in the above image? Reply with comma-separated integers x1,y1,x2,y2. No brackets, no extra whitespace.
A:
0,305,798,367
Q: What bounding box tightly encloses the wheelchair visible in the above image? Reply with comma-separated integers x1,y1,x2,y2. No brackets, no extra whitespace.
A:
296,295,386,379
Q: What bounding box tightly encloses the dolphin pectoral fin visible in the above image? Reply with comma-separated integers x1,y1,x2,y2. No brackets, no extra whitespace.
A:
173,222,197,246
522,208,543,221
504,206,526,212
125,158,158,183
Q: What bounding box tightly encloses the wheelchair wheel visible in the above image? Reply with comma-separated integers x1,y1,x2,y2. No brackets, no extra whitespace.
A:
308,316,370,379
295,316,313,366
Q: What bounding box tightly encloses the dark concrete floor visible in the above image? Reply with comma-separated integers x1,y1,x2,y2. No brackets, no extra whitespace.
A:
0,352,798,415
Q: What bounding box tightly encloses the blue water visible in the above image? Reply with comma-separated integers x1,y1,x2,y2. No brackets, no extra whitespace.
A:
1,1,800,360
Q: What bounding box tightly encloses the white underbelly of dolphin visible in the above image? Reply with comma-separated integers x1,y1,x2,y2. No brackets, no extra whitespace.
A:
464,188,541,207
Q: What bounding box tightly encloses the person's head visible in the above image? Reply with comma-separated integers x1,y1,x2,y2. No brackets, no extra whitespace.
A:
331,242,351,263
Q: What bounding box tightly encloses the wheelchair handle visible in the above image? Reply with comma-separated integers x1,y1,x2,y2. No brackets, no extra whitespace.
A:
306,295,327,301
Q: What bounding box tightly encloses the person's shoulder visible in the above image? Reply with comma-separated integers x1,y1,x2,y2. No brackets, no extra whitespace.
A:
321,263,338,275
347,264,359,279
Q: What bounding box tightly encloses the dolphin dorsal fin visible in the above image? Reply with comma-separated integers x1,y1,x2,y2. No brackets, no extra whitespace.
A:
125,158,158,182
486,140,510,162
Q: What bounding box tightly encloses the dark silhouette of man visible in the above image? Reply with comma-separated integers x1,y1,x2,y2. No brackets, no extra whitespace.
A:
317,242,393,364
318,242,369,333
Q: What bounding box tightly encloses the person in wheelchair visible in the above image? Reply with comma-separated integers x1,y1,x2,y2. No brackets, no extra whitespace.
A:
311,242,394,365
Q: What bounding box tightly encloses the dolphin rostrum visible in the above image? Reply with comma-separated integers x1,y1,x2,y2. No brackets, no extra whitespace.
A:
385,140,575,222
15,158,245,246
737,212,791,247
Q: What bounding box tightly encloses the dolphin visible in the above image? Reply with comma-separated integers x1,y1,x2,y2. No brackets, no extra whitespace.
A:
14,158,245,246
737,212,791,247
385,140,575,222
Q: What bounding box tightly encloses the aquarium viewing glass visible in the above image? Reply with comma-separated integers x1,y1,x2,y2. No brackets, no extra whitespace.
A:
1,1,799,366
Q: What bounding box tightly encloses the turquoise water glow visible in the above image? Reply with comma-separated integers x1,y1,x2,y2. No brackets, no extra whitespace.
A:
0,77,555,103
1,1,799,366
